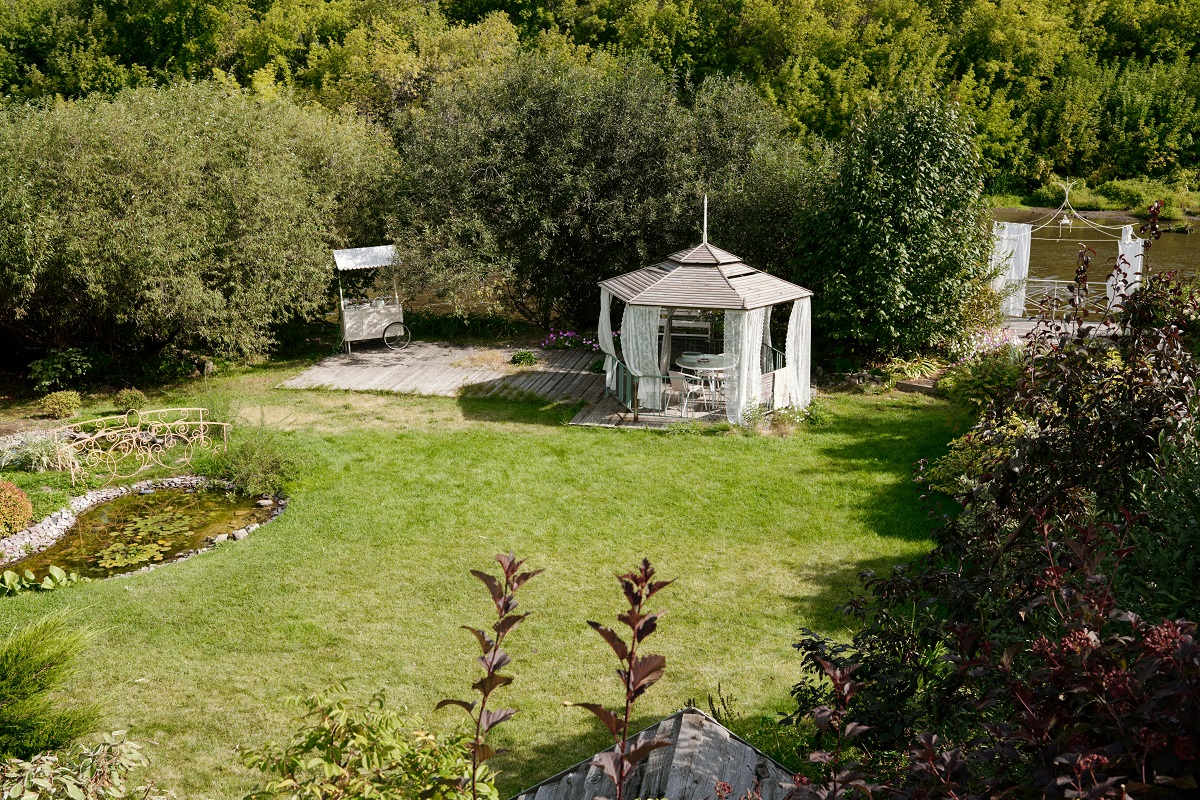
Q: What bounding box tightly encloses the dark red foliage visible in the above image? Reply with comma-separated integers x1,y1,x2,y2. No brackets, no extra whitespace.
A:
438,553,541,800
568,559,672,800
785,271,1200,798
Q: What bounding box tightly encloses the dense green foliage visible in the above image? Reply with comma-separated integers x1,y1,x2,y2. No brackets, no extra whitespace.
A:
1,0,1195,187
394,50,795,327
243,686,480,800
788,97,995,358
1,732,171,800
0,83,396,361
0,613,99,759
785,277,1200,794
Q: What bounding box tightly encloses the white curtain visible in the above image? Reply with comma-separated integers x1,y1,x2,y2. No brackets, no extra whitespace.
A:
659,308,674,375
760,306,774,372
621,303,663,410
597,288,618,392
991,222,1032,317
783,297,811,409
1108,225,1143,304
723,307,766,424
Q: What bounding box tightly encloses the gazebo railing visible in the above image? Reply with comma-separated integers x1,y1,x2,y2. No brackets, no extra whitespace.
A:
1022,279,1113,319
607,358,669,422
761,342,785,373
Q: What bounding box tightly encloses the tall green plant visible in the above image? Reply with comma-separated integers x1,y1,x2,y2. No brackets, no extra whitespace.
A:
0,83,397,360
0,612,100,759
795,94,995,360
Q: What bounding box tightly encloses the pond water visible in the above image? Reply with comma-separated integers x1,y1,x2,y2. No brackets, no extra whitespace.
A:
10,488,273,580
993,208,1199,283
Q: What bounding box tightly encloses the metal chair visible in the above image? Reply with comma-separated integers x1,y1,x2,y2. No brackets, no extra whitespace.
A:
663,372,707,417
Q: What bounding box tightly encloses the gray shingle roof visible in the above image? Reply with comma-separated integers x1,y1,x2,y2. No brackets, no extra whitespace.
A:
600,242,811,310
511,708,796,800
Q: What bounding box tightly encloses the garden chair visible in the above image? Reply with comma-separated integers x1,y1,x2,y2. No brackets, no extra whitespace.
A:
663,372,707,417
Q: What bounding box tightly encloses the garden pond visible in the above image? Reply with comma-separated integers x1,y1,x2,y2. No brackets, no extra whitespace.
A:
10,488,273,580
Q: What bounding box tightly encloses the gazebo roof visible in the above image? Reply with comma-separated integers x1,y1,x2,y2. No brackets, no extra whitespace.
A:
600,241,811,310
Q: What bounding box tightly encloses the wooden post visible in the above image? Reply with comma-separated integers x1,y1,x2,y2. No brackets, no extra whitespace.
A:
337,271,350,353
632,377,640,423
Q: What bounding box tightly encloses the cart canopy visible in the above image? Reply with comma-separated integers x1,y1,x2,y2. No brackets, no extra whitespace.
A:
333,245,397,271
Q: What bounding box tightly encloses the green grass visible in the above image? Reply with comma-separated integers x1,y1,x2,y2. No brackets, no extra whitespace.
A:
0,370,968,799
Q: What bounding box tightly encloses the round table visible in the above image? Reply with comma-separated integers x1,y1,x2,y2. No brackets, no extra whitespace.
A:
676,353,736,371
675,353,737,409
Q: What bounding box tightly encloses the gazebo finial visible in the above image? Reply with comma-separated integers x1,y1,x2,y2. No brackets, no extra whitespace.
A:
702,195,708,244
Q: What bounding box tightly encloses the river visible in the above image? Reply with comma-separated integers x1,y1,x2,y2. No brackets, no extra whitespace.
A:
993,208,1198,283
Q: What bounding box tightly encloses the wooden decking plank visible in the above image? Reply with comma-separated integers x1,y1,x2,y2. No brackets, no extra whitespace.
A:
500,368,546,395
557,365,599,400
525,364,572,398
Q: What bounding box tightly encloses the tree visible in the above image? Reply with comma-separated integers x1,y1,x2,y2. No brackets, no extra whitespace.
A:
0,82,398,361
392,50,792,328
793,93,994,360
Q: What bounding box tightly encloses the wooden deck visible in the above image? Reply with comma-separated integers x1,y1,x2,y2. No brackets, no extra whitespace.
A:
568,394,730,429
279,342,605,402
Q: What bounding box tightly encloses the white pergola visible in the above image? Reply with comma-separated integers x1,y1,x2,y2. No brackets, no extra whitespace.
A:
596,237,813,424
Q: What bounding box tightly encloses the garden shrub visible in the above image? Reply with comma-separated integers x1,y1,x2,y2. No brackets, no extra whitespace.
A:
0,612,100,759
782,273,1200,795
242,687,478,800
40,391,81,420
113,388,147,411
0,482,31,535
27,349,92,392
0,732,170,800
204,426,298,497
1,438,74,474
509,350,538,366
936,343,1021,409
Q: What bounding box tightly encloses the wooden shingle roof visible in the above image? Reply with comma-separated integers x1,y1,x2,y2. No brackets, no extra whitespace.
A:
600,242,811,310
511,709,796,800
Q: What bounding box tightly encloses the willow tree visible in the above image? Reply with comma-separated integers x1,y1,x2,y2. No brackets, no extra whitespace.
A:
0,82,397,359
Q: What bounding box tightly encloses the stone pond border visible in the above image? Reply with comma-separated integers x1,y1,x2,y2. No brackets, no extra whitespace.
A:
0,475,287,577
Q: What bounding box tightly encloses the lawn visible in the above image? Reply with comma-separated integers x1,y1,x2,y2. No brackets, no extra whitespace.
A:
0,368,967,799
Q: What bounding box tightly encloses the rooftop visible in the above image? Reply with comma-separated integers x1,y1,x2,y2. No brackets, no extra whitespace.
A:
511,708,796,800
599,242,811,311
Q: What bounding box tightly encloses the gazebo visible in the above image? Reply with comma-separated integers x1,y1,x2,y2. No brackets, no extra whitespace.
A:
596,225,813,425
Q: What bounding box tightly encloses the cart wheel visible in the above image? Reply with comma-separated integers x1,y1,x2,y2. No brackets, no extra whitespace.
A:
383,322,411,350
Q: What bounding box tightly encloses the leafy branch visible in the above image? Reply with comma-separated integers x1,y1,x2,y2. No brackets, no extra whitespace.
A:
437,553,541,800
567,558,673,800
